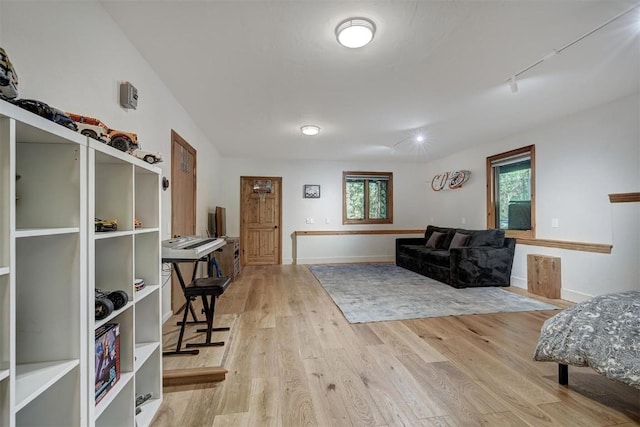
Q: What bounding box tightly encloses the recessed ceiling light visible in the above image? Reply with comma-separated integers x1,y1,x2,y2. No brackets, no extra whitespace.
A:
335,18,376,48
300,125,320,136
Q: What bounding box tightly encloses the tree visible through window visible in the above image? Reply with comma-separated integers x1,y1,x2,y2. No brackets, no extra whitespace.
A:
343,172,393,224
486,145,535,238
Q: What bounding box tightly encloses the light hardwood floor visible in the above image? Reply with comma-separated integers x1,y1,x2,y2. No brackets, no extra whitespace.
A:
152,265,639,426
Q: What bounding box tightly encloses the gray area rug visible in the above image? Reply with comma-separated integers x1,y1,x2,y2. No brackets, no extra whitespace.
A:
308,264,559,323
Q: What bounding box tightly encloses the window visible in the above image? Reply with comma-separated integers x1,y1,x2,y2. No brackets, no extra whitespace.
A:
343,172,393,224
486,145,535,238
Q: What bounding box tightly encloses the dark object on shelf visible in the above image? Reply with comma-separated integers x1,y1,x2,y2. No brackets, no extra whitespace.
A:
95,288,130,320
95,296,114,320
11,99,78,131
95,217,117,232
162,177,169,191
0,47,19,99
66,112,139,152
134,278,146,292
95,323,121,404
136,393,151,407
96,289,129,311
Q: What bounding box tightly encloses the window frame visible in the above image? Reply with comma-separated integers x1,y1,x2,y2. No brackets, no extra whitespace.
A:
342,171,393,225
486,145,536,238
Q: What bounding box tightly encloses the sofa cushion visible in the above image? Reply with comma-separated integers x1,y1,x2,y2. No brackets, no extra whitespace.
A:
425,225,455,249
465,228,505,248
426,231,445,248
417,248,450,268
449,232,470,249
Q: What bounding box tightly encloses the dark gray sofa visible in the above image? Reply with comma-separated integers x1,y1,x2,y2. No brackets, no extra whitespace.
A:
396,225,516,288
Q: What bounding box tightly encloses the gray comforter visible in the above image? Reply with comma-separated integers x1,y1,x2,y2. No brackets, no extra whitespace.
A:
533,290,640,389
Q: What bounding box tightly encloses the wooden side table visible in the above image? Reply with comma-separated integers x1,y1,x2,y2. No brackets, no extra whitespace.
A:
527,254,561,299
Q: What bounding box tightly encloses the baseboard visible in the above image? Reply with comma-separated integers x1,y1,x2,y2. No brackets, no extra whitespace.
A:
561,289,592,303
297,255,395,265
162,310,173,324
510,275,527,289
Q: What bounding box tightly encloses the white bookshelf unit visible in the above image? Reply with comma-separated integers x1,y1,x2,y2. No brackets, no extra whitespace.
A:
0,100,162,426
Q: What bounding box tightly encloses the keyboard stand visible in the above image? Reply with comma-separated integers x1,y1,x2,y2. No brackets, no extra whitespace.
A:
162,251,227,356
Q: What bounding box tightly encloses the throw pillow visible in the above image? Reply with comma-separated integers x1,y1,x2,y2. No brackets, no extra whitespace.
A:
426,231,445,249
449,232,470,249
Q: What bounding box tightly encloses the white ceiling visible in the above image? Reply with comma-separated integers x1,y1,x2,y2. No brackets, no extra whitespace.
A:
100,1,640,162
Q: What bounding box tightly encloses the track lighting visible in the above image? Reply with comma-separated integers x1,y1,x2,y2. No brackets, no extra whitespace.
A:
508,76,518,93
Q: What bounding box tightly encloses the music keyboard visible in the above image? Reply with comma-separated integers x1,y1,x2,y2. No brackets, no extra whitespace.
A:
162,236,226,260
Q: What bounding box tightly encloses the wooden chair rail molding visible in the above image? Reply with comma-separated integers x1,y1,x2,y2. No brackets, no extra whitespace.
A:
609,192,640,203
291,229,424,264
293,229,424,236
516,237,612,254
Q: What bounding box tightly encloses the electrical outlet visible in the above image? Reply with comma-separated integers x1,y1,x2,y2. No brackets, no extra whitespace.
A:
461,217,466,224
326,217,331,224
552,218,559,228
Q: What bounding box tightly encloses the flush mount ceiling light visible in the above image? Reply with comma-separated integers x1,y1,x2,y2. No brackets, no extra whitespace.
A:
300,125,320,136
335,17,376,48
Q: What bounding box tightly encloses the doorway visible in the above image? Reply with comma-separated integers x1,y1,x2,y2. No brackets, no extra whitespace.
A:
170,130,197,312
240,176,282,265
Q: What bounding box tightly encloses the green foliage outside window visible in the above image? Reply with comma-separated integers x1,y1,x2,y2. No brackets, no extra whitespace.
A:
344,172,392,224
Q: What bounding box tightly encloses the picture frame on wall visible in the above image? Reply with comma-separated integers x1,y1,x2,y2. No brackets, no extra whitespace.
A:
304,184,320,198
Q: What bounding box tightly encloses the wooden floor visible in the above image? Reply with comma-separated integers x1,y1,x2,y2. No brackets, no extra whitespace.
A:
152,265,639,426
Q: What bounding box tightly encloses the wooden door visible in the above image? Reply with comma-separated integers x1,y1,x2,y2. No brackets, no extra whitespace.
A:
240,176,282,265
170,130,196,311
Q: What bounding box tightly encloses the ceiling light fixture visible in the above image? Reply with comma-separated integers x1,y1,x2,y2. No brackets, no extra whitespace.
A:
335,17,376,48
506,2,640,93
300,125,320,136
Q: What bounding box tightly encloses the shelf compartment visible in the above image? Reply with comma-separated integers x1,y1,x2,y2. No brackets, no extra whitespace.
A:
94,151,133,233
134,291,160,345
16,142,83,230
15,360,79,411
134,342,159,372
95,235,134,296
16,234,82,363
0,117,10,269
134,167,159,230
95,372,134,423
135,231,159,291
134,349,161,427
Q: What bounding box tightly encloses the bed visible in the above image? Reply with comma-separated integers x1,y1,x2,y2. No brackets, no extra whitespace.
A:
533,290,640,389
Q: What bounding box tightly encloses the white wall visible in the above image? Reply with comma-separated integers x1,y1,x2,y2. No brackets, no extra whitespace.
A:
2,2,637,305
0,1,223,318
219,159,429,264
423,94,640,301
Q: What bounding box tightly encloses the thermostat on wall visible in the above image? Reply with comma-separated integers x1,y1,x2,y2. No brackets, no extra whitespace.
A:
120,81,138,109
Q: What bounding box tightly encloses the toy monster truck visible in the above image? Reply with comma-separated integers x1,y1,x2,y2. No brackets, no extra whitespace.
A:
95,289,130,320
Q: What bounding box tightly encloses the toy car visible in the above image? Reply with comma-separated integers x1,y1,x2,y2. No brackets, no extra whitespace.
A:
0,47,18,99
95,289,130,319
132,149,163,164
66,112,139,152
11,99,78,131
95,218,117,232
95,295,114,320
